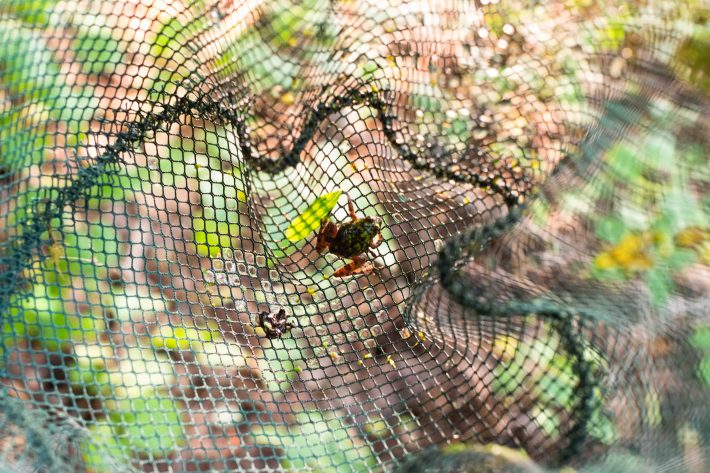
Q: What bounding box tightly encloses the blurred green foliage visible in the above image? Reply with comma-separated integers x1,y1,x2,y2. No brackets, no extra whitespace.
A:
692,328,710,387
259,336,304,392
84,390,185,469
0,20,83,170
674,29,710,93
590,129,707,306
393,443,542,473
72,30,124,76
0,0,708,471
491,325,616,446
254,411,378,472
0,0,59,25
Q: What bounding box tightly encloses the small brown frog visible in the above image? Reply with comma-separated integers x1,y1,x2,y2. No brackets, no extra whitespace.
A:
316,192,384,277
258,309,293,339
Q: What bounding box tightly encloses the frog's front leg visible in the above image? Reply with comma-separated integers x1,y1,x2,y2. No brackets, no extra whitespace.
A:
316,219,339,253
345,192,359,222
369,230,384,250
332,255,375,277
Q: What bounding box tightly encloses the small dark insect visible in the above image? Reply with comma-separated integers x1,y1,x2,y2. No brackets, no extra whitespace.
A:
258,309,293,339
316,192,384,277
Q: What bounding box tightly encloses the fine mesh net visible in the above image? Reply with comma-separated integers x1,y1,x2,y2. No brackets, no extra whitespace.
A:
0,0,708,471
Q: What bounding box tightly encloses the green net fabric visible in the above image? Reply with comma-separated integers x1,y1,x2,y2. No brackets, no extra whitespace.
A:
0,0,708,471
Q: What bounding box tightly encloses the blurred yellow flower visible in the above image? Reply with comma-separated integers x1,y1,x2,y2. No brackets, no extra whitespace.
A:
595,226,709,275
596,232,653,273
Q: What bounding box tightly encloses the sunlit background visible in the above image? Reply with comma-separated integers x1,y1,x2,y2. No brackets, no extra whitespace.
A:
0,1,708,472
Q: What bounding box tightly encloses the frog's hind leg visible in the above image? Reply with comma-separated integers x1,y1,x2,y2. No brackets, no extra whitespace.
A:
332,255,375,277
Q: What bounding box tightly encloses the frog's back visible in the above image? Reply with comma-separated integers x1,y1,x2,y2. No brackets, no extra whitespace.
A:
329,218,379,258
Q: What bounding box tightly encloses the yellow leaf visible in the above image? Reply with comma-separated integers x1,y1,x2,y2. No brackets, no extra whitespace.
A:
284,190,342,242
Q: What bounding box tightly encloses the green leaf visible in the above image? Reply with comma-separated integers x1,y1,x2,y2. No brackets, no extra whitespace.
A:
490,325,615,444
192,215,239,258
189,155,245,257
260,337,303,392
109,348,175,398
446,117,471,141
691,328,710,351
72,29,124,75
409,93,443,114
0,20,64,100
595,216,627,244
266,0,337,51
150,324,222,352
67,355,111,397
107,390,185,456
641,132,675,171
284,190,342,243
698,356,710,386
278,411,377,472
666,248,696,270
228,31,300,91
661,185,705,231
1,0,61,25
83,422,131,473
691,329,710,386
18,289,105,352
606,143,642,181
674,32,710,94
646,268,672,307
149,18,186,58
